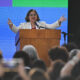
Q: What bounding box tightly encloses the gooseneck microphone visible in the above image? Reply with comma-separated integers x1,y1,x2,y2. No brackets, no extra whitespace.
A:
35,22,47,29
35,22,40,29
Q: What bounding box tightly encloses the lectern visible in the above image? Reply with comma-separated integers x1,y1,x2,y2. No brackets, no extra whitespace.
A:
15,29,61,66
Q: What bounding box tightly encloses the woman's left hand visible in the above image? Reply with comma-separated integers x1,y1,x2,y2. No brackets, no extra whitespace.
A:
59,16,66,23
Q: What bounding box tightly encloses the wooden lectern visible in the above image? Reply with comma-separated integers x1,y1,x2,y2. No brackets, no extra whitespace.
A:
15,29,61,66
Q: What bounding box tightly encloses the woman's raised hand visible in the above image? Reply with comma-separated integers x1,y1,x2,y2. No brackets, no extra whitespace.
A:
59,16,66,23
8,18,13,28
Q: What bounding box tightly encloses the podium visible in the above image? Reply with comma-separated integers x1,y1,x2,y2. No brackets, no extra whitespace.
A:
15,29,61,66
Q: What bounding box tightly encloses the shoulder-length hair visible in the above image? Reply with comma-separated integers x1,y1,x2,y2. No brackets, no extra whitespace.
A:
25,9,40,22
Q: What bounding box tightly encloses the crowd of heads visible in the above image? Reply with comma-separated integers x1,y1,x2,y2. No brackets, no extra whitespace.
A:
0,42,80,80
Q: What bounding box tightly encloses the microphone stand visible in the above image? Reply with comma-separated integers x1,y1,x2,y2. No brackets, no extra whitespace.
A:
61,32,68,44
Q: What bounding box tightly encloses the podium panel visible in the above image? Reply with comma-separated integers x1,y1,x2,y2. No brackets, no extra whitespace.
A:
15,29,61,66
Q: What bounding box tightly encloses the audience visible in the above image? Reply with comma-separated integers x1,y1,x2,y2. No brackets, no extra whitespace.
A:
60,52,80,77
1,42,80,80
0,58,28,80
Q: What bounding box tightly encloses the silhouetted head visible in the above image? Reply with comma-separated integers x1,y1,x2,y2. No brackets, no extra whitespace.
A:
13,51,30,67
32,59,47,71
48,46,69,62
22,45,39,66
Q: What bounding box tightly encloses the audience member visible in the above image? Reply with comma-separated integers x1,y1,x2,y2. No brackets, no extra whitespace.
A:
48,46,69,63
32,59,47,71
60,52,80,77
48,60,65,80
22,45,39,67
13,51,31,71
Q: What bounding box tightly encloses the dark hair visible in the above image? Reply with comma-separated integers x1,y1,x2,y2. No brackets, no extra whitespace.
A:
49,60,65,80
48,46,69,62
62,42,78,52
32,59,47,71
29,68,49,80
13,51,30,66
2,72,18,80
25,9,40,22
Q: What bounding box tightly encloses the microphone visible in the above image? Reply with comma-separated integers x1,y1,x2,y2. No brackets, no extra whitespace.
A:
35,22,46,29
61,32,68,35
61,32,67,43
35,22,40,29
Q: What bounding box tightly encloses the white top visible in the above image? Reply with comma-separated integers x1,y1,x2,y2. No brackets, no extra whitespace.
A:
11,21,60,33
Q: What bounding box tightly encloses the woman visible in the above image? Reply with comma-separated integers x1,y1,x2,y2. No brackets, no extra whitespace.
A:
8,9,66,33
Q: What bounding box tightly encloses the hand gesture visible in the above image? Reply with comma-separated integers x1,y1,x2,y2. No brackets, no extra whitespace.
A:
59,16,66,23
8,18,13,25
8,18,13,28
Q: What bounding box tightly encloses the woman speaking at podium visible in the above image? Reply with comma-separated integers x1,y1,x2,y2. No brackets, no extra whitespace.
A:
8,9,66,33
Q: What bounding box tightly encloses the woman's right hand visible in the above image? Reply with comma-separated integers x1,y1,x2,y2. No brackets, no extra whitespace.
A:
8,18,13,28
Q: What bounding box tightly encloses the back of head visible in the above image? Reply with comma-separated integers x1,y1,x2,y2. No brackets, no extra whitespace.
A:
48,60,65,80
22,45,39,62
29,68,49,80
32,59,47,71
13,51,30,67
48,46,69,62
51,60,65,72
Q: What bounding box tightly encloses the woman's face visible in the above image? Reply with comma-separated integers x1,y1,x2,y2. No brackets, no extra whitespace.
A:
29,11,38,23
